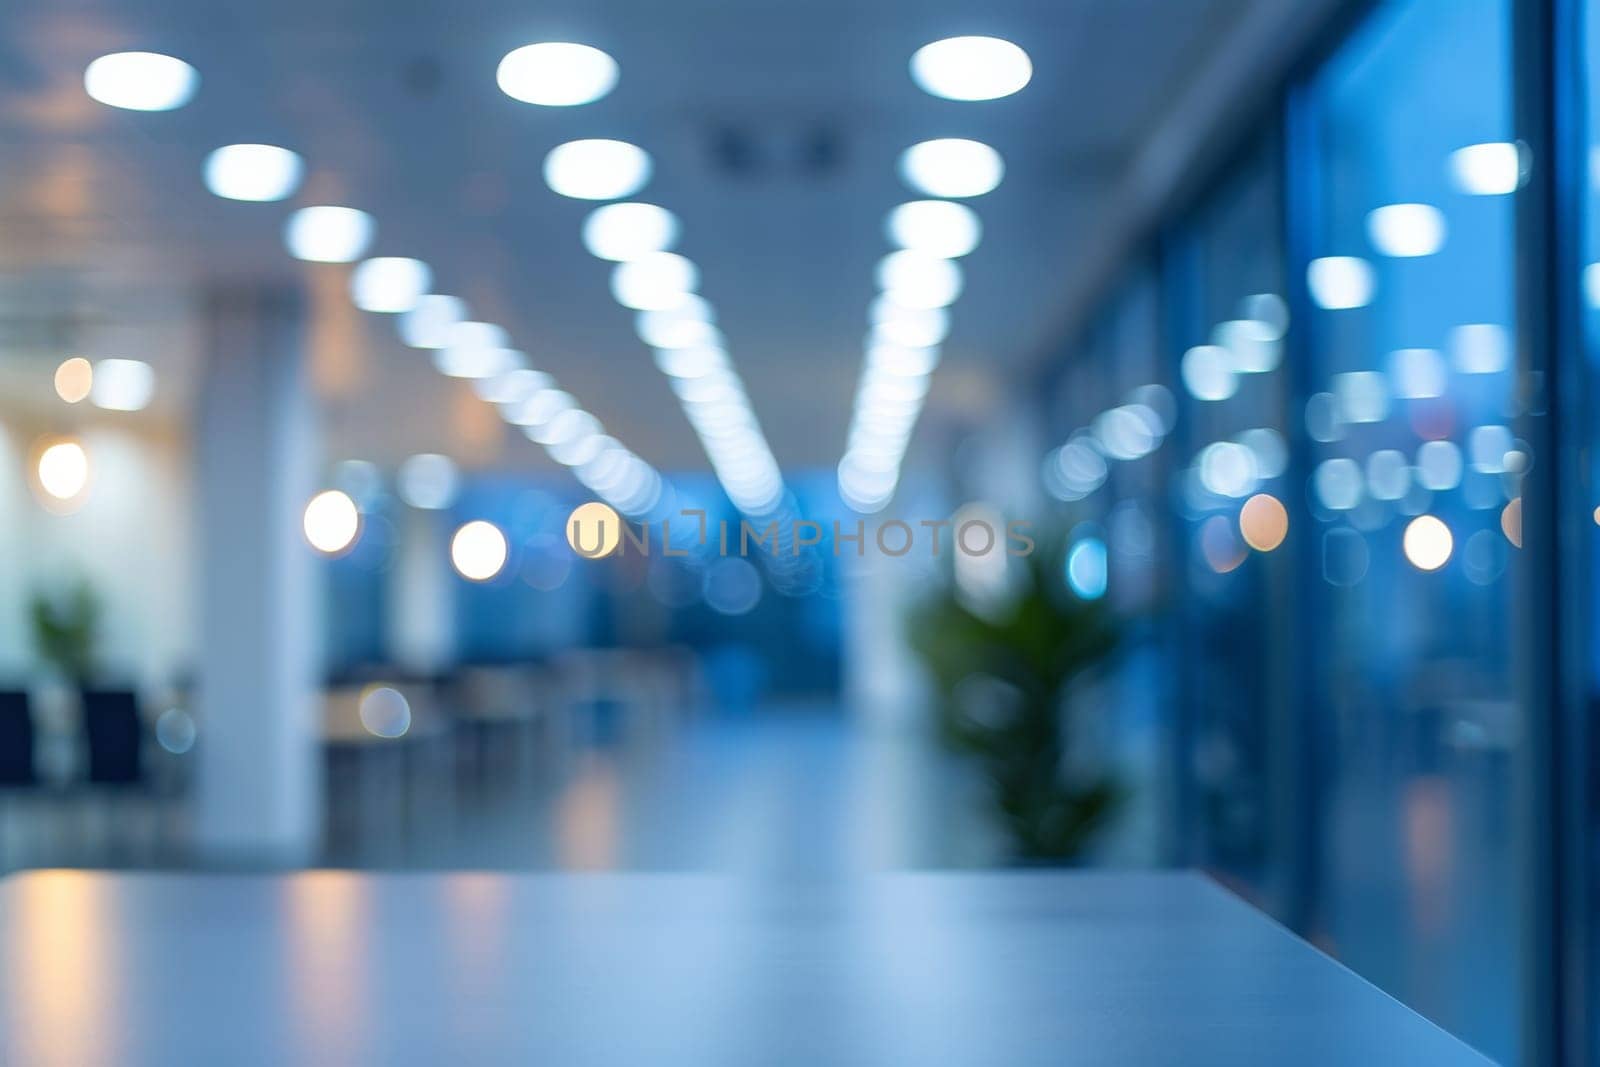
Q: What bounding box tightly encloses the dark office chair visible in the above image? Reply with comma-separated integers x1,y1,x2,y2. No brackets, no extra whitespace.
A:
0,690,37,785
80,688,143,785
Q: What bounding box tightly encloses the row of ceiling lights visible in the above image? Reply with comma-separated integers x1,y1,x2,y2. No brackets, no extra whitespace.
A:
77,37,1036,558
78,44,676,577
490,41,825,591
23,54,201,506
498,44,795,526
176,40,791,566
837,36,1032,513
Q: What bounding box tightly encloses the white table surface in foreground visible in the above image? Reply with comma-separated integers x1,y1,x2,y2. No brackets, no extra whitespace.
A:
0,870,1492,1066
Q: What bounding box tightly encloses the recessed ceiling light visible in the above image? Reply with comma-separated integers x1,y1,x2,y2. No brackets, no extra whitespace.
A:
204,144,304,202
84,51,198,111
90,358,155,411
399,295,467,348
639,316,721,350
582,202,680,260
497,42,618,106
474,367,552,406
870,303,950,348
876,250,963,308
544,139,652,200
508,388,575,428
548,427,611,467
886,200,982,258
433,321,518,378
444,320,508,351
654,345,728,379
910,36,1032,101
434,346,523,380
637,298,719,348
899,139,1004,198
673,370,745,405
610,252,699,310
867,343,940,377
284,206,375,263
531,408,601,447
351,257,432,313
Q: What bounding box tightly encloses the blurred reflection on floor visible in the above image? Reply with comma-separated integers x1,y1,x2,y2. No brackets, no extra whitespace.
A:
0,705,1006,874
323,705,1006,873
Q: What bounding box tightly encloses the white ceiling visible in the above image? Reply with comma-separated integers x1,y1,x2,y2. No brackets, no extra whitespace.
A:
0,0,1259,475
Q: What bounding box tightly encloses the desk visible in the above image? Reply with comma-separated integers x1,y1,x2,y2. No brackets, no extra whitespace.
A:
0,870,1491,1066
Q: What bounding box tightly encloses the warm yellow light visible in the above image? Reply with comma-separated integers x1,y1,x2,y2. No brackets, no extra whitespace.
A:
451,520,508,581
1501,498,1522,548
53,358,93,404
37,440,89,501
565,501,622,558
302,489,360,555
1403,515,1453,571
1239,493,1288,552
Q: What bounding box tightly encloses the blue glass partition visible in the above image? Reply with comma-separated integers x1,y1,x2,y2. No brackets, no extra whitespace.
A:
1168,136,1295,909
1297,0,1521,1059
1039,264,1177,864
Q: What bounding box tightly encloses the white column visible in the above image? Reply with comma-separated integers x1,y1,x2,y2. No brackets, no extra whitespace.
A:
387,507,456,674
193,286,321,864
841,553,929,729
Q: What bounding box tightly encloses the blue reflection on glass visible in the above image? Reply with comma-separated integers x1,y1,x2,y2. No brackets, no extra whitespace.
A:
1065,538,1108,600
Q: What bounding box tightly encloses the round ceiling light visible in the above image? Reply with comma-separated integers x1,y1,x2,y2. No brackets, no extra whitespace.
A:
399,295,467,348
910,36,1032,101
284,206,375,263
351,257,432,313
84,51,198,111
582,202,680,261
886,200,982,258
204,144,304,202
898,139,1004,198
876,250,964,309
544,139,652,200
610,252,699,311
497,42,618,106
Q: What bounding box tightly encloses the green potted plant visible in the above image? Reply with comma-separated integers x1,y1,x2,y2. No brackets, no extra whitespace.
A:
30,580,101,685
910,542,1122,862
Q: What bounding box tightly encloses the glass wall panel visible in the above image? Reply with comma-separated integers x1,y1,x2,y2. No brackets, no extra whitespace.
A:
1095,266,1176,864
1300,0,1520,1059
1579,1,1600,1056
1038,263,1176,864
1168,137,1294,911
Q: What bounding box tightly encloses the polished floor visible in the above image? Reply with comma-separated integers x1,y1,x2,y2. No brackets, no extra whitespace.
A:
0,705,1011,875
321,705,1010,873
